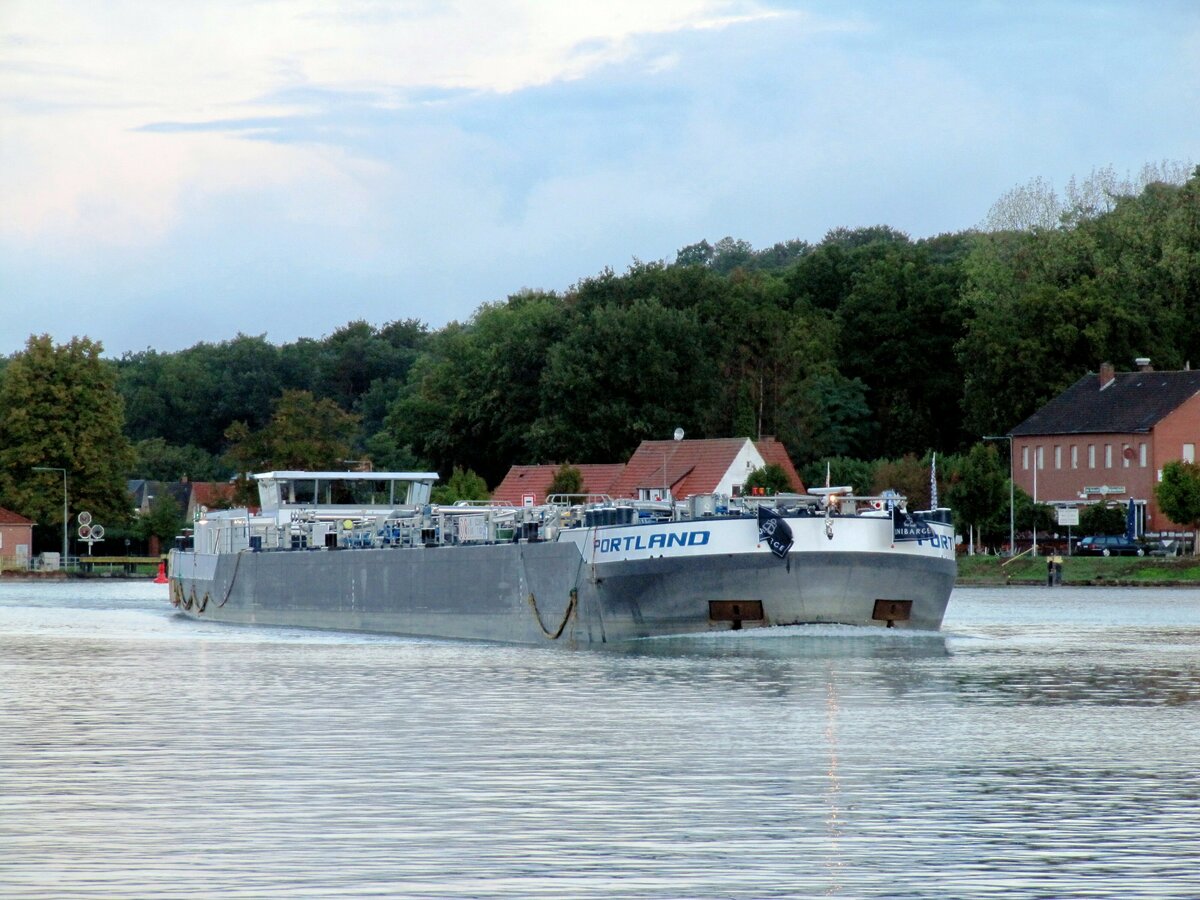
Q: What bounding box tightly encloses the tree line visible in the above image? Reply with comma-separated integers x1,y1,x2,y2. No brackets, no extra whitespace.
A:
2,165,1199,552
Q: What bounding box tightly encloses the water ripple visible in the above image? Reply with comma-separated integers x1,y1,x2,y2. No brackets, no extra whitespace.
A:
3,585,1200,897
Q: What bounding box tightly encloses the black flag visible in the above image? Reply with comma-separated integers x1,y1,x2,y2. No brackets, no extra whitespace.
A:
892,507,935,543
757,506,794,559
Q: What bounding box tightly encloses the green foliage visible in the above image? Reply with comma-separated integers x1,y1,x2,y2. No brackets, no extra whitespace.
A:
872,455,936,510
1156,461,1200,550
547,463,584,497
431,467,490,504
225,390,360,474
945,444,1008,540
744,463,792,496
1013,488,1056,534
130,438,227,481
0,335,134,545
136,493,185,544
532,298,716,463
1079,503,1127,536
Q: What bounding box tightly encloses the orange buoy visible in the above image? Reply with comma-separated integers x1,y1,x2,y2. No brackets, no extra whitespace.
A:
154,560,168,584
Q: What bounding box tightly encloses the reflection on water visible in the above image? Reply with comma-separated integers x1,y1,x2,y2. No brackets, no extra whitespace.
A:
2,582,1200,898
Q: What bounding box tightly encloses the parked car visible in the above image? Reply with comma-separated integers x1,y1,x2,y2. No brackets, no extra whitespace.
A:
1076,535,1145,557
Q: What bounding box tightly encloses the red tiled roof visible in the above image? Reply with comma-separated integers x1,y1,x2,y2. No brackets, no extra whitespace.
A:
754,437,806,493
190,482,236,508
0,507,35,526
608,437,805,499
491,464,626,505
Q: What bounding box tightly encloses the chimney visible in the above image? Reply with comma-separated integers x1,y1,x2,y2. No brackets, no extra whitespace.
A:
1099,361,1115,389
1135,357,1152,372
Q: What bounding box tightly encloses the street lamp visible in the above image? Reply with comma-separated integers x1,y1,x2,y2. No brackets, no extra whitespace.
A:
32,465,68,565
982,435,1015,557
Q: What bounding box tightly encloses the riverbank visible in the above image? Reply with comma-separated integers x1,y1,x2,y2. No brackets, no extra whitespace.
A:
957,554,1200,586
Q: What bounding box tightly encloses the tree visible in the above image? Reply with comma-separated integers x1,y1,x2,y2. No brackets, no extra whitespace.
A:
1156,461,1200,555
872,455,936,510
1079,503,1126,536
136,493,185,554
744,463,792,496
0,335,134,548
945,444,1007,553
225,390,360,474
431,467,489,504
547,463,584,497
130,438,227,481
532,298,716,463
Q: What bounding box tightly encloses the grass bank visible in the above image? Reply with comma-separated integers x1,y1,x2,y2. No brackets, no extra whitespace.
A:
957,554,1200,587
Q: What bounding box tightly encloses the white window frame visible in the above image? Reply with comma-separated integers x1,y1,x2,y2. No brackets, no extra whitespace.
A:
1105,444,1113,468
1088,445,1096,469
1184,443,1196,464
1071,445,1079,469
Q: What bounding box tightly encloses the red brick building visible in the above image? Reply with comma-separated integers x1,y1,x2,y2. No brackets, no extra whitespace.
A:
1009,360,1200,535
0,507,35,569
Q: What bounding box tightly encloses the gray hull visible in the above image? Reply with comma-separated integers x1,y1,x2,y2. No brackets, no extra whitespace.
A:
171,540,955,646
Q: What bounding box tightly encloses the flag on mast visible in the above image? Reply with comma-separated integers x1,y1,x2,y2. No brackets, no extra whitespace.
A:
930,453,938,509
825,461,831,489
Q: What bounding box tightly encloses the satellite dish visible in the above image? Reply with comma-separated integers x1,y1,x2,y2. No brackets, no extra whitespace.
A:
673,427,685,442
78,511,92,526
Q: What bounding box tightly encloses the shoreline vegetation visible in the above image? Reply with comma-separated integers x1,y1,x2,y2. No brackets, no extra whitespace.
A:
955,555,1200,587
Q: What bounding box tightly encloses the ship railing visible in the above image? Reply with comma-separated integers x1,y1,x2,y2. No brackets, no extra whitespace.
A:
546,493,614,507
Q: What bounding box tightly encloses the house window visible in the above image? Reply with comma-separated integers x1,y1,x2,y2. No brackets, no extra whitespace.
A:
1139,443,1147,467
1071,446,1079,469
1105,444,1112,468
1036,446,1044,470
1022,447,1030,470
1088,445,1096,469
1185,443,1196,463
1054,446,1062,469
1122,444,1131,468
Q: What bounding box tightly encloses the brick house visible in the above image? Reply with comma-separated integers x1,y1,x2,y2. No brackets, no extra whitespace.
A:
493,437,805,505
0,507,35,568
1008,359,1200,535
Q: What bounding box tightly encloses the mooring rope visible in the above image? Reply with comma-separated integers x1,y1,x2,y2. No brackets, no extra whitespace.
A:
527,589,578,640
216,549,248,608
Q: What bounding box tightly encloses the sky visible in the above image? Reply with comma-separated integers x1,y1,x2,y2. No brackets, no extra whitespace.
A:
2,0,1198,357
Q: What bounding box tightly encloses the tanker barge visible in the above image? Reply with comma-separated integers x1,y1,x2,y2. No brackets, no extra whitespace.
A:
169,470,956,645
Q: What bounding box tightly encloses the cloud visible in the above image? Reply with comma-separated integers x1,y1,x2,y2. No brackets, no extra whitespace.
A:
0,0,783,250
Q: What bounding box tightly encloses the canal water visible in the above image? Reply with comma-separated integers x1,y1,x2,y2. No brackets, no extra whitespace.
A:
2,582,1200,899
